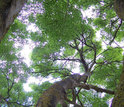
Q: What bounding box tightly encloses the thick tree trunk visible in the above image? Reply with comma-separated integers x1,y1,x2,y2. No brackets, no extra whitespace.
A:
111,57,124,107
35,73,88,107
0,0,27,41
36,73,114,107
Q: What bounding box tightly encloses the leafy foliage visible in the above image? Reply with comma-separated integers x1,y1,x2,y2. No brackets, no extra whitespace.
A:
0,0,124,106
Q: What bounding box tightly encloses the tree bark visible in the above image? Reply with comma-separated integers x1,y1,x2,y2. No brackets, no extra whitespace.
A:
0,0,27,41
111,57,124,107
36,73,114,107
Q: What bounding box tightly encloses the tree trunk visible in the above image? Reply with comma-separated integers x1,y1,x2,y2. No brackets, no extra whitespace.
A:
36,73,114,107
0,0,27,41
114,0,124,20
111,57,124,107
35,73,89,107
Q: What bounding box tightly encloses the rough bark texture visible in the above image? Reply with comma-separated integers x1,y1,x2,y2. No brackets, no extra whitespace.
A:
35,73,88,107
36,73,114,107
0,0,27,41
111,57,124,107
114,0,124,20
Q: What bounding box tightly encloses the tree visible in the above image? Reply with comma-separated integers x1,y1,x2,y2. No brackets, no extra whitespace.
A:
0,18,35,106
0,0,124,107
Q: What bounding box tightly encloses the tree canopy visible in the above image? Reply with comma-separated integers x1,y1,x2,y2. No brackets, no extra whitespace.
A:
0,0,124,107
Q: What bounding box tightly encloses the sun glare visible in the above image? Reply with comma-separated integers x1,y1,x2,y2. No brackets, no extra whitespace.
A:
23,76,41,92
21,45,32,66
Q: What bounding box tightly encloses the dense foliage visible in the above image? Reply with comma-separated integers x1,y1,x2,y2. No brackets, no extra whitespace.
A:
0,0,124,106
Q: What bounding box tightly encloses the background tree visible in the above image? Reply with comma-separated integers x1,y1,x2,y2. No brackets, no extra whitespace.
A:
0,19,34,106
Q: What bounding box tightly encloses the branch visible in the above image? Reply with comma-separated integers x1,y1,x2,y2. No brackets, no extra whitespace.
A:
74,39,89,72
81,34,97,72
81,34,94,49
66,88,84,107
72,88,76,103
89,84,114,94
109,19,123,44
77,83,114,95
53,58,80,62
96,60,122,65
31,67,72,76
77,94,84,107
89,44,97,71
69,40,89,72
110,18,119,30
8,78,15,97
6,101,33,107
76,88,84,107
65,97,82,107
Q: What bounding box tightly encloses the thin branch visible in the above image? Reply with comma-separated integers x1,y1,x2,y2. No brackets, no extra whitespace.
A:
89,45,97,71
8,78,15,95
53,58,80,62
72,88,76,103
109,20,123,44
96,60,122,65
6,101,33,107
76,88,84,106
77,94,84,107
69,39,89,72
81,34,97,72
110,18,119,31
31,68,72,76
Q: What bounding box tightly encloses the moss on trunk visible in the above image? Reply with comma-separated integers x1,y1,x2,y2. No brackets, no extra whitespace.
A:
111,76,124,107
111,56,124,107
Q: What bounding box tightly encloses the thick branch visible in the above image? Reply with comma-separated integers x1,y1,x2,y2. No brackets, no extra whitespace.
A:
89,84,114,94
77,83,114,95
